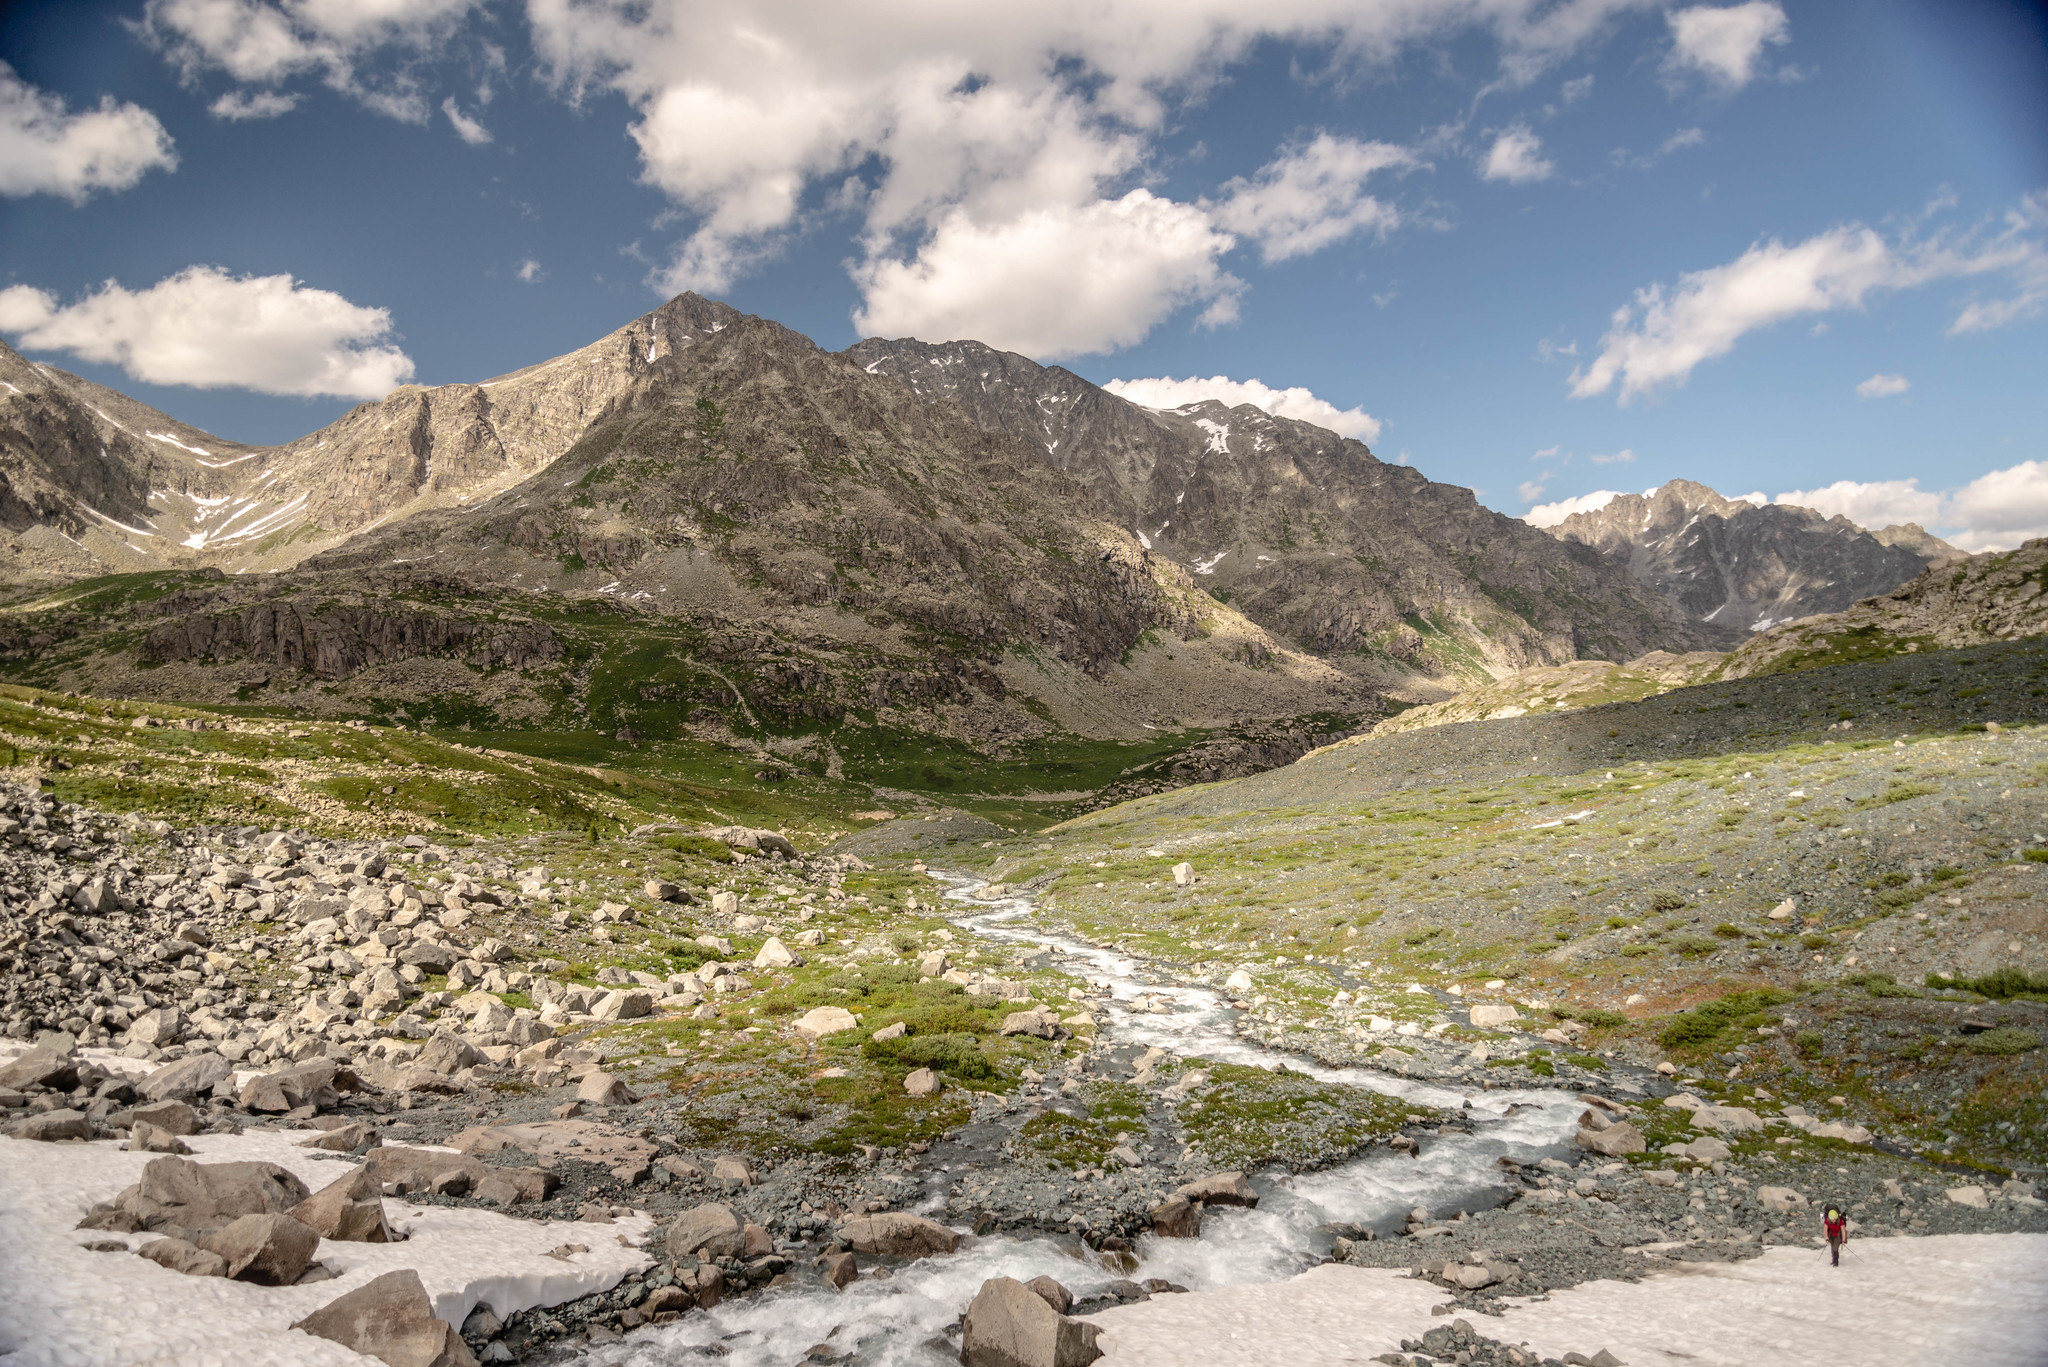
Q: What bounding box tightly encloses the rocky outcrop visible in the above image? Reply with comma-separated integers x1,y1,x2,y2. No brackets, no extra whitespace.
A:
1722,536,2048,679
138,594,563,677
1542,481,1957,643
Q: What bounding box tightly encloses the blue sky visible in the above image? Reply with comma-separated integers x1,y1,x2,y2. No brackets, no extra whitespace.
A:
1,0,2044,548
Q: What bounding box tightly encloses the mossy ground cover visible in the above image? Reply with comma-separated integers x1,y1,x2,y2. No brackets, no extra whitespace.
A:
1172,1060,1424,1170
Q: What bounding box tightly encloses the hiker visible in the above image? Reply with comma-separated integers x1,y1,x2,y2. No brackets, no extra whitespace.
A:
1824,1204,1849,1265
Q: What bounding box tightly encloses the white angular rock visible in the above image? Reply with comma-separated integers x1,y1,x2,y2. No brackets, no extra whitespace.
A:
1468,1003,1520,1028
793,1006,858,1040
753,936,802,970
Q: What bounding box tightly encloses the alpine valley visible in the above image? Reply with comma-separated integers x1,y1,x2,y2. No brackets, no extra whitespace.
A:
1,295,2043,1367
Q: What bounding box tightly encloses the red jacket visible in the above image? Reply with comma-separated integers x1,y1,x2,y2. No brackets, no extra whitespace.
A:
1825,1213,1847,1240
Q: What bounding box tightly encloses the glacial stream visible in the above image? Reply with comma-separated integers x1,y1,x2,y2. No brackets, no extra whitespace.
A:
600,872,1590,1366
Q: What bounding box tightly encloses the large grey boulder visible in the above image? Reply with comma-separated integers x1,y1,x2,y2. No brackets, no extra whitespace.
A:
792,1006,858,1040
137,1052,232,1103
960,1276,1102,1367
239,1060,341,1113
292,1163,392,1241
199,1212,320,1284
665,1203,743,1260
4,1107,90,1141
1576,1121,1646,1156
837,1211,960,1259
0,1041,79,1091
576,1071,632,1105
292,1268,479,1367
123,1156,311,1233
414,1033,483,1076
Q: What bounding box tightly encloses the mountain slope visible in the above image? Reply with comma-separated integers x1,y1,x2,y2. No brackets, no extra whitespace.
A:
845,335,1702,680
0,308,1376,795
0,295,749,581
1542,480,1959,643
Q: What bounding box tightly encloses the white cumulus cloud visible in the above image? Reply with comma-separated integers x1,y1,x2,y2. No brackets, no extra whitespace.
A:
853,192,1241,360
0,63,177,202
144,0,479,120
1103,374,1380,443
1481,122,1554,184
0,265,414,399
1570,205,2047,403
1856,373,1909,399
1208,133,1420,263
1776,461,2048,552
1523,489,1623,526
1665,2,1789,89
522,1,1659,353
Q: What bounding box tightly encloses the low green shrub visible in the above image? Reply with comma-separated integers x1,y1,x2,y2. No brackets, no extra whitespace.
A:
1795,1029,1825,1056
864,1030,995,1079
1933,965,2048,1000
1655,988,1795,1050
1967,1027,2041,1056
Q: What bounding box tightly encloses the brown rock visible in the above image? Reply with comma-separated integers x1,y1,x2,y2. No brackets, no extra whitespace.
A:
138,1236,227,1278
665,1203,744,1260
0,1041,78,1091
742,1222,773,1257
903,1067,941,1097
292,1268,479,1367
822,1250,858,1290
1025,1275,1074,1313
136,1052,232,1103
838,1211,960,1259
127,1156,311,1233
200,1212,320,1284
297,1122,377,1152
292,1163,392,1242
1149,1195,1202,1238
130,1119,193,1154
960,1276,1103,1367
5,1108,90,1141
129,1099,201,1135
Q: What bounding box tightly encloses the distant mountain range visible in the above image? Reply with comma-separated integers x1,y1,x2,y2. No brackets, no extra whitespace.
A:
0,296,1974,761
1537,480,1959,645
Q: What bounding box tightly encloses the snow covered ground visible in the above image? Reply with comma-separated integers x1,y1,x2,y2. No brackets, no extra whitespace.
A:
1092,1234,2048,1367
0,1129,655,1367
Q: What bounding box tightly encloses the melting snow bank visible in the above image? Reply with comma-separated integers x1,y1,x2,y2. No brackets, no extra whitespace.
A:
0,1128,654,1366
1090,1233,2048,1367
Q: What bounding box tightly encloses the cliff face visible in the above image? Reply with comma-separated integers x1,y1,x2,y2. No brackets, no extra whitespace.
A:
845,336,1701,678
1543,480,1959,644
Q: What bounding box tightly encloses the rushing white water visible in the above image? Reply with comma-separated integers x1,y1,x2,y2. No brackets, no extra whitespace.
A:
599,872,1588,1366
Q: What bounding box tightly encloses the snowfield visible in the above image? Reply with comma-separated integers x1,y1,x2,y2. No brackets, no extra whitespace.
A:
0,1129,655,1367
1092,1233,2048,1367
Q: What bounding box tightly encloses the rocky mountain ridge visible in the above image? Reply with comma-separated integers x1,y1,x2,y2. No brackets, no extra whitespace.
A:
0,295,747,584
846,335,1700,678
1542,479,1959,644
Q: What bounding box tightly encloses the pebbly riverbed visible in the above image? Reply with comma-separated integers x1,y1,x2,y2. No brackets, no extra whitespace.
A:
584,872,1600,1367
